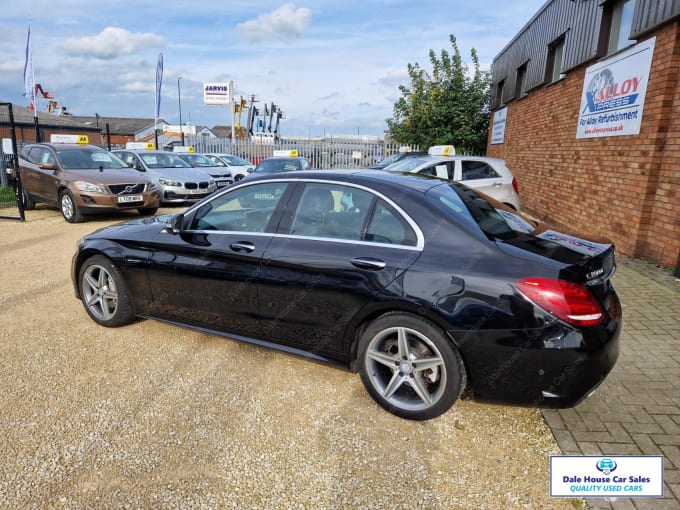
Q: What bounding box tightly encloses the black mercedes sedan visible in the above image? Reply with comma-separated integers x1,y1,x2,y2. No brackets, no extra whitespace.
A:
71,170,621,420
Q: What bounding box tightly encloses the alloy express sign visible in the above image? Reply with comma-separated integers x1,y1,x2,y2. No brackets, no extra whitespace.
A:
576,38,655,139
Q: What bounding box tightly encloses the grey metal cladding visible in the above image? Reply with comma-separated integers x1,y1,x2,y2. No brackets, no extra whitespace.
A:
491,0,680,109
632,0,680,36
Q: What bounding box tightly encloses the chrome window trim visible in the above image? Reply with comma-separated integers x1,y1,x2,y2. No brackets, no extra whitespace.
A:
181,177,426,250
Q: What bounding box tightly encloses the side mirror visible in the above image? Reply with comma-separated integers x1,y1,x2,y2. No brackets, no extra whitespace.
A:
164,213,184,234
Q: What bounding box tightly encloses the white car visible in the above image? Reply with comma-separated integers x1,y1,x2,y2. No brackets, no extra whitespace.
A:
384,147,521,210
204,153,255,182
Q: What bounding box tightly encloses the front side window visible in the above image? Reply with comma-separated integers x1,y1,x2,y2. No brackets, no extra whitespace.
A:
190,182,289,232
418,162,452,180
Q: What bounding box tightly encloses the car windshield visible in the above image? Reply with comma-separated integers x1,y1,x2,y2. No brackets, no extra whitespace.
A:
140,153,191,168
373,152,404,168
384,157,432,172
254,158,299,173
179,154,216,167
56,149,128,170
427,183,537,240
204,155,228,166
220,155,251,166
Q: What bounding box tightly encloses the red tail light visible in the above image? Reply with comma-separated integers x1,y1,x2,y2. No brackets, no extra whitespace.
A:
512,177,519,194
516,278,604,327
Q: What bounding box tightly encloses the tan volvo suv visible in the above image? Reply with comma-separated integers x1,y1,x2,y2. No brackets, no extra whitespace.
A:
19,143,159,223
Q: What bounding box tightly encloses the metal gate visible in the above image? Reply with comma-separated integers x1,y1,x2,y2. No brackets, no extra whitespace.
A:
0,103,25,221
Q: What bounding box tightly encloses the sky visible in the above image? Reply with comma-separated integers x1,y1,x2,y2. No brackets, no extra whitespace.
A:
0,0,547,138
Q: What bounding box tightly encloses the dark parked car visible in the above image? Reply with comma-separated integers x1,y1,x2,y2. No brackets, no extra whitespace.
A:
247,156,311,177
19,143,159,222
71,170,621,420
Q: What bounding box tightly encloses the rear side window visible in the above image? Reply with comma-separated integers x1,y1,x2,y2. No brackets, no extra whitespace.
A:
365,200,418,246
288,183,417,246
462,161,499,180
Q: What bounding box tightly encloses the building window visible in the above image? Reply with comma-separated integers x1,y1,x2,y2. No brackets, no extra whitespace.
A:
514,63,527,98
495,79,505,107
545,35,566,83
602,0,637,54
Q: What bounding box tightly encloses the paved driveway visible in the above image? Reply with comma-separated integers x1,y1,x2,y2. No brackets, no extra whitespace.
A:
0,208,676,509
543,259,680,509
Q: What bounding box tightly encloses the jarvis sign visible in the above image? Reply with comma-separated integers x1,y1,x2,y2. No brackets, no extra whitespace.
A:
576,37,655,139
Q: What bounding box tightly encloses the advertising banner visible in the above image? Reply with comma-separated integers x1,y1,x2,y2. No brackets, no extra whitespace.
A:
203,82,231,107
576,38,655,139
491,107,507,145
551,456,664,498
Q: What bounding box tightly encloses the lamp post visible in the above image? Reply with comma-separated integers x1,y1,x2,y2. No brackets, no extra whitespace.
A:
177,77,185,146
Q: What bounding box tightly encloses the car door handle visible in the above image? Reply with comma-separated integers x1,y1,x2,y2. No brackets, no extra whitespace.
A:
230,241,255,253
493,182,503,187
351,257,386,270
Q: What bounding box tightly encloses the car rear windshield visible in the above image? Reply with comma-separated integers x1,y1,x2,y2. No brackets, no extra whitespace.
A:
57,149,128,170
427,183,537,240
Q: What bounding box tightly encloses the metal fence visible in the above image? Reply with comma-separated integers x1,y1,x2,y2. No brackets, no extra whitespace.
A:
193,138,421,169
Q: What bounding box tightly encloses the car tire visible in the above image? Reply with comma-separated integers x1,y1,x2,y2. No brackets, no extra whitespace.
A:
234,174,244,182
138,206,159,216
357,312,466,420
78,255,136,327
21,189,35,210
60,190,83,223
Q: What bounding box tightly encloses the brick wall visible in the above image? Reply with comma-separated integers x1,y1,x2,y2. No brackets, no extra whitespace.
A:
487,22,680,269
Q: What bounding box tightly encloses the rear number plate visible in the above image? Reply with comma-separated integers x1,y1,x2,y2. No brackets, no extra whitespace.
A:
118,194,142,203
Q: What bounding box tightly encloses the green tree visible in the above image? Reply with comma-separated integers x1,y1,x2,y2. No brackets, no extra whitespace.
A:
386,35,491,154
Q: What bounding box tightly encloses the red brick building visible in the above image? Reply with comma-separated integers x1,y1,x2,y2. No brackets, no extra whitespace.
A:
487,0,679,269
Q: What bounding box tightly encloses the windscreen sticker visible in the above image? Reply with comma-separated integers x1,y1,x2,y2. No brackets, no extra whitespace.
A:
92,153,114,162
496,209,534,233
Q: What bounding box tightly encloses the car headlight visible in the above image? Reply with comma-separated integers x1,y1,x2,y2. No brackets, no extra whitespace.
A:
159,178,182,187
73,181,103,193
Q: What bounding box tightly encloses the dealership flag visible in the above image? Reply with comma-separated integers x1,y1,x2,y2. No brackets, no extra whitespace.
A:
155,52,163,121
23,23,35,110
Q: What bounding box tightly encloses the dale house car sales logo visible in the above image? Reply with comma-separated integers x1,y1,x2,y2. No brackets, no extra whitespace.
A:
550,455,664,498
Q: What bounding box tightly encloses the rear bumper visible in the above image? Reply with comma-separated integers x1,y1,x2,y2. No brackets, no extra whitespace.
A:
452,290,621,408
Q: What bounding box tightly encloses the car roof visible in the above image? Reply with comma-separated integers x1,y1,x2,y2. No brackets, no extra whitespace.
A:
244,168,446,194
27,143,104,150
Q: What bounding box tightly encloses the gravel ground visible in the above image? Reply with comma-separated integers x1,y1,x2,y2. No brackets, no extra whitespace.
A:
0,206,586,509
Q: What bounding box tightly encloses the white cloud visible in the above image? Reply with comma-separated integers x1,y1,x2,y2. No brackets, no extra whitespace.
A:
236,3,312,43
62,27,165,59
0,59,24,72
